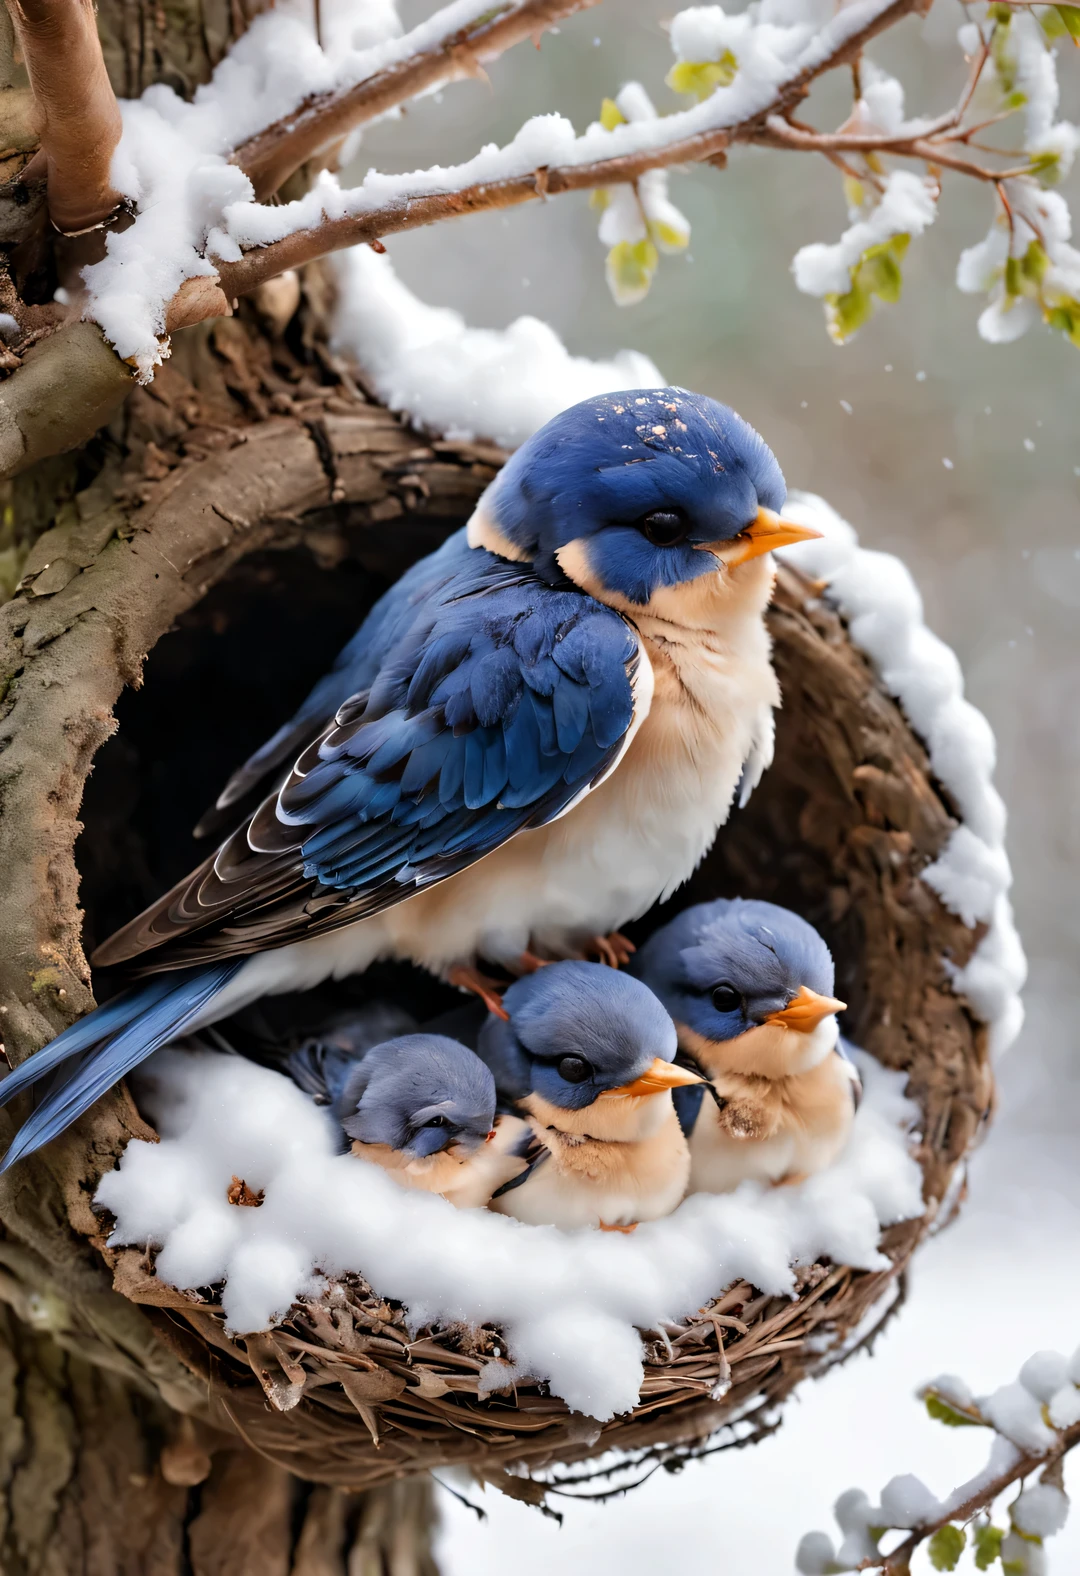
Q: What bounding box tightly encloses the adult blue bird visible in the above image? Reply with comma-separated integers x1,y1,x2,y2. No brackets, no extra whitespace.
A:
477,961,701,1230
296,1032,523,1208
633,899,857,1192
0,388,818,1171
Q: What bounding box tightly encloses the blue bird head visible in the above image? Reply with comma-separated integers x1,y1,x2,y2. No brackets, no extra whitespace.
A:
473,388,818,606
633,899,845,1050
476,960,697,1113
337,1034,497,1158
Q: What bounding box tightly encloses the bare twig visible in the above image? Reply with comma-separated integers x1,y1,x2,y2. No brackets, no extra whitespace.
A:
857,1420,1080,1572
5,0,123,233
762,117,1036,182
205,0,923,308
236,0,602,201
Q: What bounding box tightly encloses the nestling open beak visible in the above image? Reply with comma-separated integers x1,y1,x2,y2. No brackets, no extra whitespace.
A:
721,507,823,568
764,984,847,1034
601,1057,704,1098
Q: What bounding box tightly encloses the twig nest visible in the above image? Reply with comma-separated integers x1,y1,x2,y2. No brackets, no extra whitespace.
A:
1,461,1016,1488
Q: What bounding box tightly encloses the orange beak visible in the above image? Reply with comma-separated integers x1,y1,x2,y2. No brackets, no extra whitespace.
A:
720,507,823,568
600,1057,703,1098
484,1129,497,1143
764,984,846,1034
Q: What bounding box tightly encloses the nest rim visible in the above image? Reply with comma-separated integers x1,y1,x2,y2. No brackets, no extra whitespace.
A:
84,562,988,1493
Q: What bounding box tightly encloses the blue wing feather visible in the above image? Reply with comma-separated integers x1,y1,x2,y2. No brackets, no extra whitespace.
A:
195,529,477,835
97,550,640,971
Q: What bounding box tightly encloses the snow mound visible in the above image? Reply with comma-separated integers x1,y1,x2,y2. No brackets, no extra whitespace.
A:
780,497,1026,1057
330,247,662,448
95,1045,921,1419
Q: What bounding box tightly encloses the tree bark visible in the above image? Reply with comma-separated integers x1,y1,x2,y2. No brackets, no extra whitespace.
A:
0,1301,440,1576
0,0,455,1564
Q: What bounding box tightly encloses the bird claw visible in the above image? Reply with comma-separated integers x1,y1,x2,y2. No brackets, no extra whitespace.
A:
582,931,636,969
447,965,509,1020
599,1220,638,1233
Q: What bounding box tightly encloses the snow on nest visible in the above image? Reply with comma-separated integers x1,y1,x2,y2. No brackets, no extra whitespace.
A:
330,247,662,449
778,501,1027,1057
95,1045,921,1420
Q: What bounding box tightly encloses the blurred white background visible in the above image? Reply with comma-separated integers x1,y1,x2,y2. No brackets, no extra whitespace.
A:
349,3,1080,1565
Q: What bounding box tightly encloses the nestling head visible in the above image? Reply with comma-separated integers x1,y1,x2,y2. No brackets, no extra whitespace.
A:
469,387,819,612
634,899,847,1080
337,1034,497,1159
477,960,697,1124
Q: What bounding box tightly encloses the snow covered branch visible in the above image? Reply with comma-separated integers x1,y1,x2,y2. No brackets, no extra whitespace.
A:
6,0,123,233
0,0,1077,466
797,1352,1080,1574
202,0,923,323
236,0,603,201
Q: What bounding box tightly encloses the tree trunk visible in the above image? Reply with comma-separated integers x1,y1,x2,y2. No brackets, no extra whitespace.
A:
0,1301,439,1576
0,3,461,1566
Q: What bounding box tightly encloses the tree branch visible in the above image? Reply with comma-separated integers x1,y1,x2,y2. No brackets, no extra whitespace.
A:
211,0,924,304
861,1421,1080,1573
236,0,603,202
5,0,123,233
760,118,1036,182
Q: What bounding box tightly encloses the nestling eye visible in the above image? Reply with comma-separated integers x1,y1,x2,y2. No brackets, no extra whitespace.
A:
557,1055,592,1083
638,509,690,548
424,1114,449,1128
711,984,742,1014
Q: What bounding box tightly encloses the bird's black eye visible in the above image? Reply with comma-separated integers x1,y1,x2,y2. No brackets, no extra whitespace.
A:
638,509,690,548
711,984,742,1014
557,1055,592,1084
425,1114,449,1128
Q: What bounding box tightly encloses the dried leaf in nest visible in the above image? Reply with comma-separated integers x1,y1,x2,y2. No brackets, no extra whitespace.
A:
335,1366,408,1446
332,1366,407,1403
227,1176,264,1207
244,1332,307,1412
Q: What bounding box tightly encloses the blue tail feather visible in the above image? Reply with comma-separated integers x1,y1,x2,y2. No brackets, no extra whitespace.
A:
0,962,242,1172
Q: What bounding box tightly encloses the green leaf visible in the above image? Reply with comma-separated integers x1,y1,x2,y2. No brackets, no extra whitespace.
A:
1045,301,1080,346
825,282,872,343
599,97,625,131
1029,148,1063,183
1044,1,1080,40
924,1392,984,1428
929,1524,966,1571
842,175,865,212
974,1523,1004,1570
648,218,689,251
1022,240,1049,283
824,233,911,342
665,53,738,101
605,238,659,306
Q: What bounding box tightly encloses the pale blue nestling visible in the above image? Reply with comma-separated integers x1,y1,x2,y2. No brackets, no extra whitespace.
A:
633,899,858,1192
0,389,820,1171
290,1030,523,1208
477,961,701,1231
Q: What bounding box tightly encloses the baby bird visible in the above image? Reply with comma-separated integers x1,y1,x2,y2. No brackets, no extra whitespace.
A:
633,899,857,1193
292,1031,523,1208
477,962,701,1231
